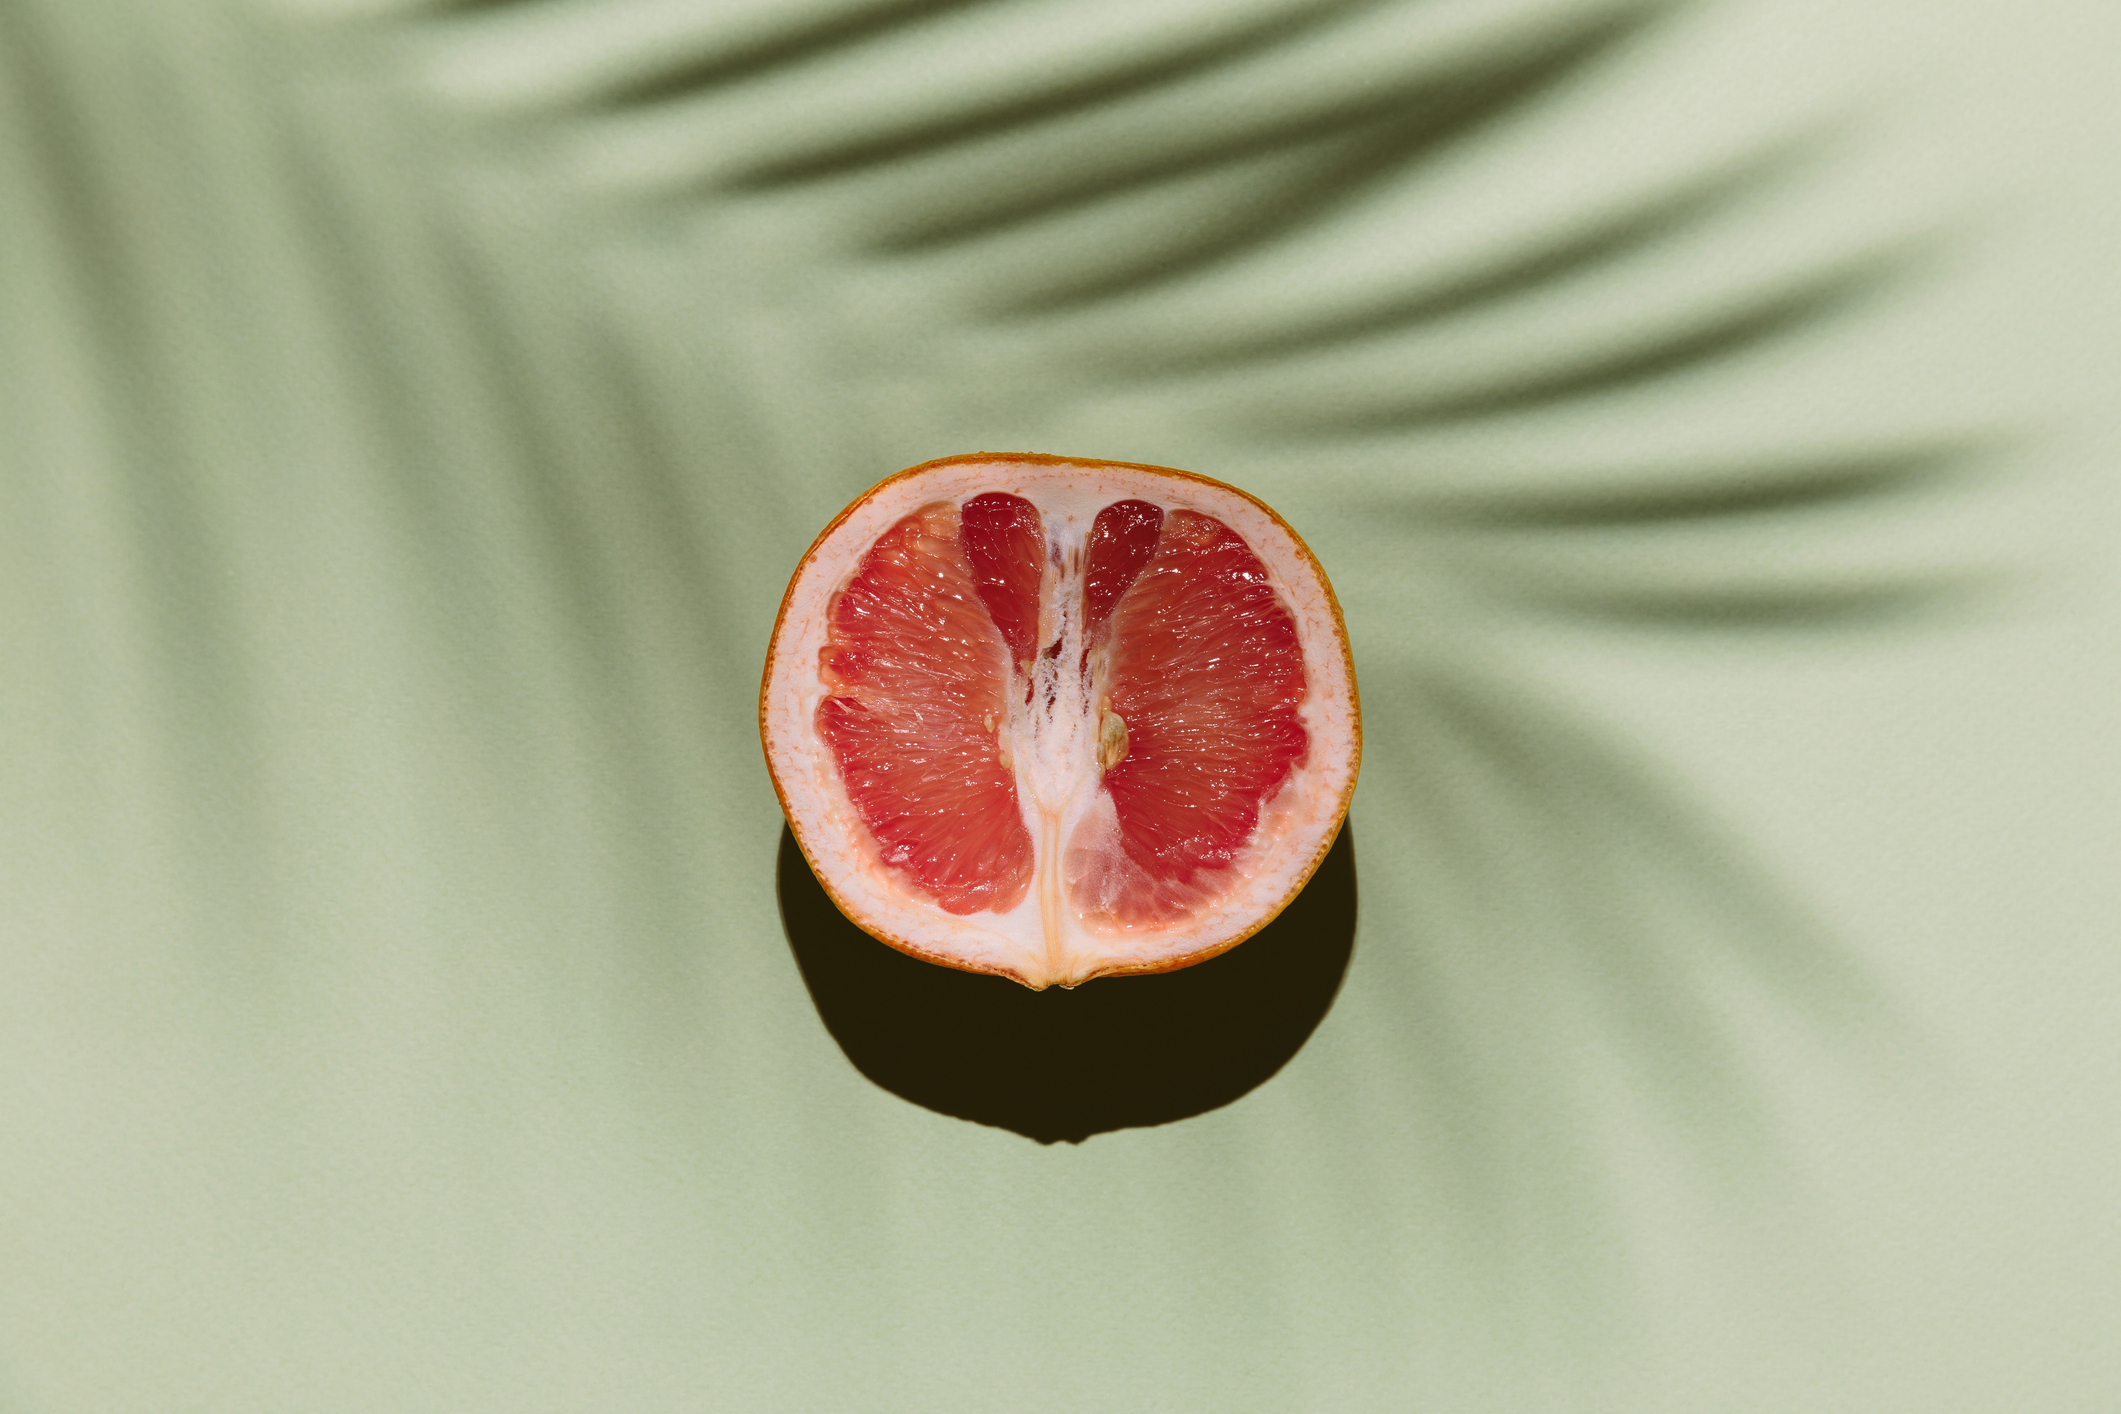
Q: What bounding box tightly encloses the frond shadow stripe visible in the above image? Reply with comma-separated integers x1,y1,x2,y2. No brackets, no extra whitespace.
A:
1487,572,1997,626
0,3,256,760
1401,439,1997,527
1090,133,1824,374
995,18,1666,316
858,1,1671,255
1411,671,1780,1134
1410,664,1899,1035
594,0,996,110
720,0,1389,187
1260,243,1926,434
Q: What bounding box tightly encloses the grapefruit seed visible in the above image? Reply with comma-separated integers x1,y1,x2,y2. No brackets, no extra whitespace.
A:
762,454,1359,989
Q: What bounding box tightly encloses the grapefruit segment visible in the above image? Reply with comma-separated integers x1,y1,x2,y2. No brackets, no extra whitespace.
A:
1071,510,1310,928
1081,499,1164,644
763,454,1359,988
814,502,1034,915
958,491,1047,676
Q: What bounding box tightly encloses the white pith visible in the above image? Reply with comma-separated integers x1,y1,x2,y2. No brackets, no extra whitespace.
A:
763,456,1359,989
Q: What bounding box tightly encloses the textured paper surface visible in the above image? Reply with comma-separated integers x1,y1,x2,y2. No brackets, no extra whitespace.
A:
3,0,2118,1407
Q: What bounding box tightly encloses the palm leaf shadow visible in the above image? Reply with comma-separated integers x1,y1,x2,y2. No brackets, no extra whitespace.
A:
693,0,1393,172
1085,128,1830,376
1242,242,1922,434
871,1,1677,304
0,0,2019,1373
1390,436,2007,627
1365,657,1910,1211
379,0,1982,1170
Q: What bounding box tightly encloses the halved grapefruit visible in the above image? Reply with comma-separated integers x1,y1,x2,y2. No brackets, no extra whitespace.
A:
762,453,1359,990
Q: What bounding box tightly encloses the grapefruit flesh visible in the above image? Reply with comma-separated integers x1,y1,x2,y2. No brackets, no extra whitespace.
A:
814,503,1033,915
763,454,1359,989
1071,508,1311,928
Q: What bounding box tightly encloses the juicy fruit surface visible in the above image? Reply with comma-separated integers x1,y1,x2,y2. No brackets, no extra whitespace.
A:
959,492,1047,677
1070,509,1309,926
815,492,1307,930
815,504,1034,915
765,453,1359,988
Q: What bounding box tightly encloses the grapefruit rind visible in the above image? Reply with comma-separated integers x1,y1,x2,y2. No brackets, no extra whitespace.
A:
761,453,1360,989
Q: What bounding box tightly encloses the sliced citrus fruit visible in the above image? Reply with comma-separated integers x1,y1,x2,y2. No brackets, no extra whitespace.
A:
762,453,1359,989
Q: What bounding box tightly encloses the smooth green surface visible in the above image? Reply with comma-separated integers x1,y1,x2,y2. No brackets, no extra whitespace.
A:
4,0,2118,1408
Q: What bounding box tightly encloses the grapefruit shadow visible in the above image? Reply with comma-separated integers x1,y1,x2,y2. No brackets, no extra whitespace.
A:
778,823,1357,1144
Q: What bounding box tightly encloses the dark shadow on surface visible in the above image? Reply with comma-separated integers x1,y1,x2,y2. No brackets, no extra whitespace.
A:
779,822,1357,1144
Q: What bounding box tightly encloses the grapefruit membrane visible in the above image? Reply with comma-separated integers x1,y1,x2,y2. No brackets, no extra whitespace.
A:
762,454,1359,989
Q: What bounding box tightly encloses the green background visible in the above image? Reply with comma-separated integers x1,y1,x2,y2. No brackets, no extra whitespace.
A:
4,0,2118,1407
